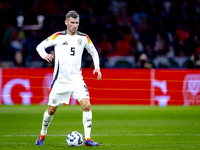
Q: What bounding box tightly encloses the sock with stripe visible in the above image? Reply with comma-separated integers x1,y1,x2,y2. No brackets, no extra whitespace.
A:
40,110,53,135
83,110,92,140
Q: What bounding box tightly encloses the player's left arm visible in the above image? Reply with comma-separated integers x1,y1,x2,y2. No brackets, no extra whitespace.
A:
93,69,102,81
85,35,102,80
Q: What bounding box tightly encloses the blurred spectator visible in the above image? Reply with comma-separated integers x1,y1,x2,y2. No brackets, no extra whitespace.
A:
153,55,170,68
192,52,200,68
3,22,16,60
173,40,187,56
136,53,151,68
132,6,148,27
154,33,167,55
23,30,42,62
114,32,133,56
13,50,25,67
10,29,24,52
111,0,131,27
143,44,155,59
166,45,175,58
195,0,200,14
99,33,114,57
190,36,200,68
175,21,190,43
110,0,128,18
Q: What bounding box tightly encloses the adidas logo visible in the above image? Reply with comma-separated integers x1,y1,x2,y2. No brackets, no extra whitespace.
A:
62,41,68,45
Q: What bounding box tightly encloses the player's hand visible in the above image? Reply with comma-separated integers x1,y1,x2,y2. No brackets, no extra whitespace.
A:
45,54,54,63
93,69,102,81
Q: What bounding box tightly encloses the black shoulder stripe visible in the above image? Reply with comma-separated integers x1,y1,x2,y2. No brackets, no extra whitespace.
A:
76,31,85,36
60,30,67,35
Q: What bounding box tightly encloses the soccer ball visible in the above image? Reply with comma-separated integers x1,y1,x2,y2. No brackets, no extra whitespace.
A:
66,131,83,147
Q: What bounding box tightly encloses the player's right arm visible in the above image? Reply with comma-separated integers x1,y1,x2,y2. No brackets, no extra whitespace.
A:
36,32,60,62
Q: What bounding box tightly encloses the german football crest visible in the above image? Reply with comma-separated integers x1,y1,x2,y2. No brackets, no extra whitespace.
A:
77,39,83,46
182,74,200,105
52,98,57,104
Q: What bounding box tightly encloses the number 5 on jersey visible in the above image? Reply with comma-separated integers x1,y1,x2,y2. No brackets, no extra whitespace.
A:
71,47,75,56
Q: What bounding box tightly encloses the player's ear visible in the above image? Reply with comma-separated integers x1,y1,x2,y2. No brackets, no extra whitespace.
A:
64,20,68,26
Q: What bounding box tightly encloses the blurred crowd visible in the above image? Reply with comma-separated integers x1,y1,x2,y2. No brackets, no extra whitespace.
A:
1,0,200,68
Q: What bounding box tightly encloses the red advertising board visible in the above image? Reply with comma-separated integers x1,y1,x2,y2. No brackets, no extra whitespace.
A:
0,68,200,106
0,68,53,105
83,69,151,105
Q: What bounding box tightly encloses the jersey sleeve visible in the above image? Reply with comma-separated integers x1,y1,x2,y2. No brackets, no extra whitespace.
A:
36,32,61,59
84,35,100,70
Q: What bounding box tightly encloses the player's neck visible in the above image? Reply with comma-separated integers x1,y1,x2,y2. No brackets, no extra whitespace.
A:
67,30,76,35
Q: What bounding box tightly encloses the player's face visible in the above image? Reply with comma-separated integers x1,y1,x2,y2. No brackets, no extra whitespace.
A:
65,17,79,35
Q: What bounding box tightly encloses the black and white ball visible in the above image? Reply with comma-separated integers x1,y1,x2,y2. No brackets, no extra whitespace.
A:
66,131,83,147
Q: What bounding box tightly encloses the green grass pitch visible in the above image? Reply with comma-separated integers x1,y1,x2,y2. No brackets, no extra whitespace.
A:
0,105,200,150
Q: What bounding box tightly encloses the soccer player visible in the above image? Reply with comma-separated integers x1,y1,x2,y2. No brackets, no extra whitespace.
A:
35,10,101,146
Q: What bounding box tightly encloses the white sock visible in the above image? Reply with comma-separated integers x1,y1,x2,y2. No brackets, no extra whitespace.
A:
40,110,53,135
83,110,92,139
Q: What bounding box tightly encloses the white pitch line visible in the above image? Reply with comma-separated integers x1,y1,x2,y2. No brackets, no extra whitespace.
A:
0,142,68,145
0,142,30,145
1,133,200,137
0,142,133,146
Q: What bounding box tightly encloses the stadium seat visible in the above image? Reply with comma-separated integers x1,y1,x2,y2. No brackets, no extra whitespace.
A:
182,59,193,68
169,58,179,68
114,60,133,68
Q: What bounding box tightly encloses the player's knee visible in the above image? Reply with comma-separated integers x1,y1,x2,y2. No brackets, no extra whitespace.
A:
80,98,91,111
47,106,57,115
48,110,55,115
82,103,91,112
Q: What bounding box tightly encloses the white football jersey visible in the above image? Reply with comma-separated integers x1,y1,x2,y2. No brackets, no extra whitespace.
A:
36,30,100,84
